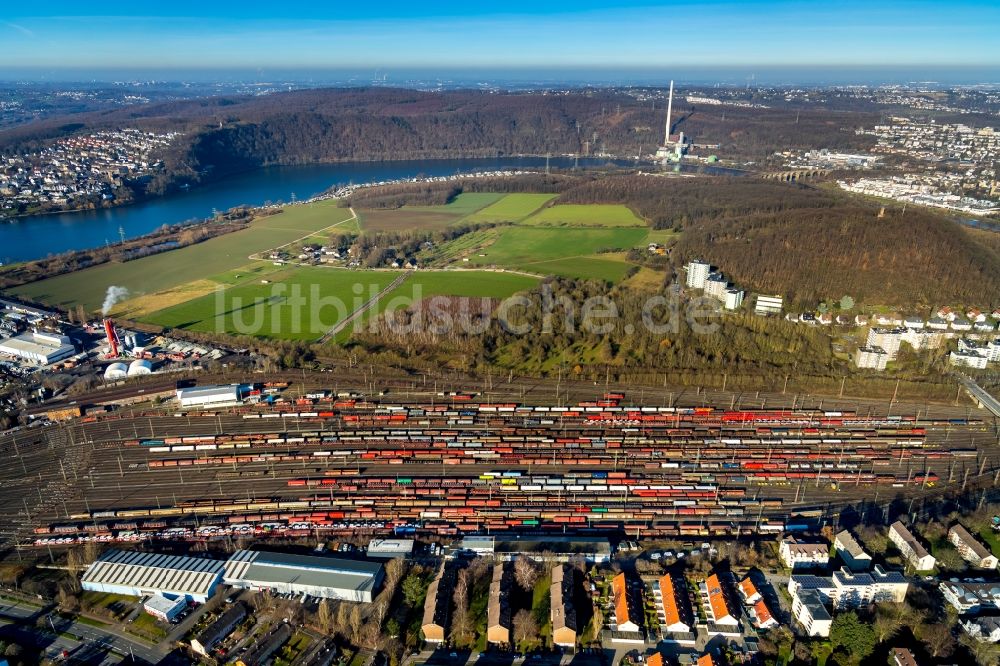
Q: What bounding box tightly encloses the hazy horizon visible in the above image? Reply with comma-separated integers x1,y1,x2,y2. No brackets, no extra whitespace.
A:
2,65,999,88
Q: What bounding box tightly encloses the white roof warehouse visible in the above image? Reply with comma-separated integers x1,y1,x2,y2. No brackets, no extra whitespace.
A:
81,549,225,603
223,550,385,602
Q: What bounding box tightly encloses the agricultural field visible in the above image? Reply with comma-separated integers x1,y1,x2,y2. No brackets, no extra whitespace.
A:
141,266,397,341
464,193,556,222
357,193,502,232
520,204,645,228
467,226,647,281
9,202,357,312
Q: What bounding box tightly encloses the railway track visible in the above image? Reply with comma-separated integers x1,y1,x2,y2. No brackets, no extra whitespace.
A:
4,387,997,551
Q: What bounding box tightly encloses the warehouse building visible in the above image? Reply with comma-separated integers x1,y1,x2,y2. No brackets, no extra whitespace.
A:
459,535,611,563
0,330,75,365
366,539,414,559
143,594,186,622
80,549,225,603
176,384,244,409
223,550,384,602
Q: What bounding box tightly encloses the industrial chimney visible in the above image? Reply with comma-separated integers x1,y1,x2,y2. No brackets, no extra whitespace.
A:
664,80,674,145
103,319,120,358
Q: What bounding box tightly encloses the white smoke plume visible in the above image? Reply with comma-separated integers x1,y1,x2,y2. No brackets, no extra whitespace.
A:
101,286,129,316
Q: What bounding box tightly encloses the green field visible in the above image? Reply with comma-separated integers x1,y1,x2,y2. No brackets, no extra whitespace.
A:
468,226,646,281
520,204,646,228
420,193,504,216
464,194,557,223
142,267,397,341
9,202,356,311
389,271,539,300
339,270,540,342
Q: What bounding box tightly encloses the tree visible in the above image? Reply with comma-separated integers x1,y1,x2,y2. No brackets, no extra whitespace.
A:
830,612,877,665
402,573,428,608
840,295,855,310
513,609,539,649
960,632,1000,666
514,556,539,592
317,598,333,634
918,622,956,659
349,604,363,642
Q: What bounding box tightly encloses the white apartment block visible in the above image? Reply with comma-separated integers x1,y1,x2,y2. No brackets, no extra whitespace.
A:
866,327,904,360
855,346,889,370
950,350,989,369
788,565,908,610
686,260,711,289
723,289,744,311
889,521,936,571
779,538,830,570
940,580,1000,615
791,589,832,637
704,273,728,299
948,525,999,569
834,530,872,571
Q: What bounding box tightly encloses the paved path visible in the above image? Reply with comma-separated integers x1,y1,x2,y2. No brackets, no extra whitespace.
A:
317,271,410,343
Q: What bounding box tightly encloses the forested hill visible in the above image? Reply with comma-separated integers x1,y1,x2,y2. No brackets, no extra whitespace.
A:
557,175,1000,308
0,87,874,183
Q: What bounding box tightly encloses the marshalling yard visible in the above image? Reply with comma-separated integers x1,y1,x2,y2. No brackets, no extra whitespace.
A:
2,370,998,554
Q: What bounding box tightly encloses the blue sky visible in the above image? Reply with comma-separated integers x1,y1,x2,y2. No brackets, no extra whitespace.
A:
1,1,998,71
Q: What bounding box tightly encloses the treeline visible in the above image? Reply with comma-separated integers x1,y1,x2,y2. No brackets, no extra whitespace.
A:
345,174,578,209
556,174,835,229
673,204,1000,308
0,88,877,186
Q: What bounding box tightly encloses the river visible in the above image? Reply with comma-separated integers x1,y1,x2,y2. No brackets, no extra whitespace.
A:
1,156,737,263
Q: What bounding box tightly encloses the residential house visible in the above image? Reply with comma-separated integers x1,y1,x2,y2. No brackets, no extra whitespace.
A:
550,565,578,648
834,530,873,571
738,576,762,604
791,588,832,637
612,572,641,633
939,580,1000,615
961,616,1000,643
889,521,936,571
780,538,830,570
948,524,999,569
702,573,738,628
655,572,691,633
487,564,513,645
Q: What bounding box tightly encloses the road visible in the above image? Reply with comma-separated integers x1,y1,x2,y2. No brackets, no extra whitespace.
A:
961,376,1000,419
0,597,166,664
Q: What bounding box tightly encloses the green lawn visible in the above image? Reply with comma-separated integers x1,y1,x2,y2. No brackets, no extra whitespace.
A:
979,526,1000,557
142,267,397,341
520,204,646,227
468,226,646,282
464,194,557,223
8,201,356,312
